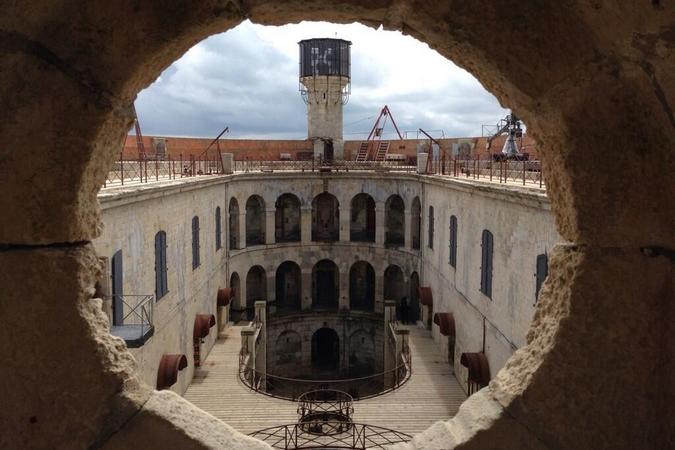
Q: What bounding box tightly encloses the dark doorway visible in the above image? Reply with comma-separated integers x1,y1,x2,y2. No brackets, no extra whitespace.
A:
246,195,265,246
275,261,301,313
229,198,240,249
312,259,339,309
409,272,420,323
323,140,334,163
349,261,375,311
384,265,406,321
246,265,266,321
350,193,375,242
411,197,421,250
312,193,339,242
385,195,405,247
312,327,339,373
111,249,123,326
275,194,301,242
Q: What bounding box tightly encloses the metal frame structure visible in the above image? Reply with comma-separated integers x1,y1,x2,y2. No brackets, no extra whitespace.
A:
355,106,404,162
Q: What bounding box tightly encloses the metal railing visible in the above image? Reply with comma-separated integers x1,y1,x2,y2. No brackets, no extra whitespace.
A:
108,294,154,346
239,346,411,402
297,390,354,424
249,421,412,449
233,158,418,174
426,156,544,187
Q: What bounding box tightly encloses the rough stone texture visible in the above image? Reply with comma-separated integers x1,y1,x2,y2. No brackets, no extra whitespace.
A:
101,390,271,450
0,1,673,449
0,244,147,450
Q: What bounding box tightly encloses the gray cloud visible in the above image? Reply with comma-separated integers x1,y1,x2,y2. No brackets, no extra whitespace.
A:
135,21,510,140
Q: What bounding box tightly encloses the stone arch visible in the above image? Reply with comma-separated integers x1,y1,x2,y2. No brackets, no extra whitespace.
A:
411,196,421,250
384,265,406,320
312,192,339,242
3,4,674,450
275,193,301,243
228,197,240,250
348,329,375,377
273,330,302,377
245,195,265,246
349,260,375,311
245,265,266,321
275,260,301,313
385,194,405,247
350,193,375,242
311,259,339,310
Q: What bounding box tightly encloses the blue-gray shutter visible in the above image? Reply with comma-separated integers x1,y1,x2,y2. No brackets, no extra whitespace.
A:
155,233,162,299
111,250,123,325
215,207,222,250
481,230,493,298
428,206,434,249
192,216,200,269
535,253,548,301
449,215,457,267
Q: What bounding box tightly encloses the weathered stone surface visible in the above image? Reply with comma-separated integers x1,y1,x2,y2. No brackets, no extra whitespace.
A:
101,390,272,450
0,244,146,450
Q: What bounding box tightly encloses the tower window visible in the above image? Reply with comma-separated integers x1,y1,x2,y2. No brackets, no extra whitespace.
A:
192,216,200,270
154,231,168,300
480,229,493,299
449,215,457,268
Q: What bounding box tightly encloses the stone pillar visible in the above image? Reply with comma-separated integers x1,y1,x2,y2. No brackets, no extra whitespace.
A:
301,268,312,310
265,208,275,245
404,210,412,249
301,207,312,244
339,207,350,242
238,211,247,250
254,301,267,387
375,202,385,245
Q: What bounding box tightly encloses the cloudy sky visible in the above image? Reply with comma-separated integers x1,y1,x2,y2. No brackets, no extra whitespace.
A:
135,20,510,140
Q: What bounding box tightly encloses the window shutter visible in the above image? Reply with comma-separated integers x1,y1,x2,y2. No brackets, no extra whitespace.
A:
161,232,168,296
449,215,457,267
481,230,493,298
485,231,493,298
155,232,162,298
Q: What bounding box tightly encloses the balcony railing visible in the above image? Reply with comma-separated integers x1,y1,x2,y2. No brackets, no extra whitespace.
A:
109,294,154,348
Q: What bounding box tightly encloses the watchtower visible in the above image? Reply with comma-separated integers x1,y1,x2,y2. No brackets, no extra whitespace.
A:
299,38,351,161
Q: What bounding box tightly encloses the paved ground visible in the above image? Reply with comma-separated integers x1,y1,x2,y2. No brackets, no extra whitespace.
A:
184,324,467,436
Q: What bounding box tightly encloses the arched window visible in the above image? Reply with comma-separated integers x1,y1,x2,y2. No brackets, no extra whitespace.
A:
349,261,375,311
154,231,168,300
191,216,200,269
246,266,267,321
246,195,266,246
480,229,494,298
385,195,405,247
449,215,458,268
350,193,375,242
411,197,421,250
312,259,339,309
215,207,222,250
275,261,301,312
428,206,434,249
312,193,339,242
535,253,549,302
409,271,420,323
229,198,240,250
229,272,241,322
384,265,406,320
275,194,301,242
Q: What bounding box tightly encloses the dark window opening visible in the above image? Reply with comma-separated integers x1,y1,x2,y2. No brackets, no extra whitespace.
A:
312,327,340,375
191,216,200,269
229,198,240,250
275,193,301,242
350,193,375,242
312,193,339,242
111,249,123,326
428,206,434,249
349,261,375,311
275,261,301,313
215,207,222,250
312,259,339,309
246,265,267,321
246,195,266,246
385,195,405,247
480,229,494,298
535,253,549,302
449,215,458,268
154,231,168,300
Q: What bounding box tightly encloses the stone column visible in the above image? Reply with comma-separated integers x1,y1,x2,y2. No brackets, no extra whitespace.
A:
339,207,350,242
301,268,312,310
404,210,412,249
238,210,247,250
301,206,312,244
265,208,275,245
375,202,385,245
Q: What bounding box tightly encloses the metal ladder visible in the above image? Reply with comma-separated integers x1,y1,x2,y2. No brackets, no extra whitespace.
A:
374,141,390,162
355,142,370,162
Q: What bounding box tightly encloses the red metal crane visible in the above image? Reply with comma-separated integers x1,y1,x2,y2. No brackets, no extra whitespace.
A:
355,105,404,162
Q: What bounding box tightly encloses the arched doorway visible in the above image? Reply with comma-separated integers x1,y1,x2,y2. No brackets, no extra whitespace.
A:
245,195,265,246
245,265,266,321
349,261,375,311
350,193,375,242
312,192,339,242
411,197,421,250
229,272,241,323
275,261,301,313
228,198,240,250
385,195,405,247
384,265,406,322
311,327,340,374
312,259,339,309
275,193,301,242
409,272,420,323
